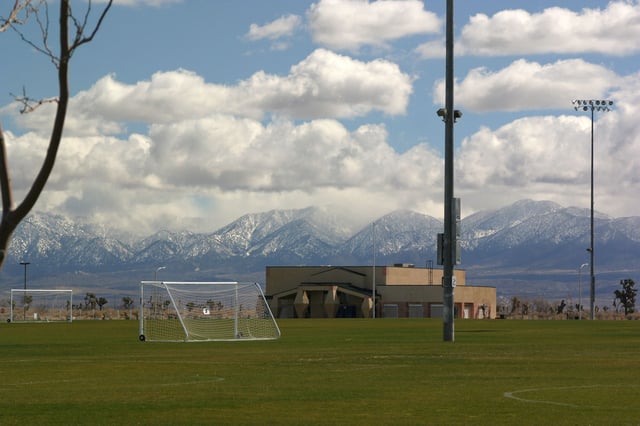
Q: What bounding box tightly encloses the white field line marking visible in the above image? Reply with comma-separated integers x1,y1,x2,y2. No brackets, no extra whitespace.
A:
504,384,636,408
504,387,582,407
5,377,225,388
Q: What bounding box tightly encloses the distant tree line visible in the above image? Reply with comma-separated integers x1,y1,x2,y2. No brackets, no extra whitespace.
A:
498,278,637,319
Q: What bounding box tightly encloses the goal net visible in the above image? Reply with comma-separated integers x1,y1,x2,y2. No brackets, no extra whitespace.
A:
139,281,281,342
9,289,73,323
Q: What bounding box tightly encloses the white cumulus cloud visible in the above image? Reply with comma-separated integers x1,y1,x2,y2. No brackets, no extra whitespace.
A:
434,59,621,113
308,0,440,52
1,35,423,234
456,89,640,218
458,2,640,56
32,49,413,131
245,14,302,41
416,1,640,59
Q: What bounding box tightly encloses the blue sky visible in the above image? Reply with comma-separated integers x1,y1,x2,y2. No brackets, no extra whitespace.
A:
1,0,638,234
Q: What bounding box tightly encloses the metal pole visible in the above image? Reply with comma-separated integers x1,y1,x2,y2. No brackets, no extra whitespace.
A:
20,262,29,290
372,222,376,319
20,261,30,320
589,108,595,320
571,99,613,320
578,266,581,320
234,282,239,338
442,0,455,342
579,263,588,320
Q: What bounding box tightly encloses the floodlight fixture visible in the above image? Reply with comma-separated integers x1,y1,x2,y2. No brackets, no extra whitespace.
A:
436,108,462,123
572,99,614,112
155,266,166,281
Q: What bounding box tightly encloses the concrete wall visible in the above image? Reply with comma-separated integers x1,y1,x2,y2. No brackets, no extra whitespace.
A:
384,267,466,286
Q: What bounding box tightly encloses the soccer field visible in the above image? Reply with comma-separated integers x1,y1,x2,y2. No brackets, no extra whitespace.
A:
1,319,638,425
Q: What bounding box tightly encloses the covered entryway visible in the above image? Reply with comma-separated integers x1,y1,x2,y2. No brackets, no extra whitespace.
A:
270,283,374,318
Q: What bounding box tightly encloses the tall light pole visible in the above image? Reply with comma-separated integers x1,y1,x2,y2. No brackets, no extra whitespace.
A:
437,0,461,342
578,262,589,320
155,266,166,281
20,261,30,290
372,222,376,319
20,261,30,320
572,99,613,320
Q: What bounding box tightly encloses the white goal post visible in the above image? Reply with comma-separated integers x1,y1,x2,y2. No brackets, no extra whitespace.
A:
139,281,281,342
9,289,73,323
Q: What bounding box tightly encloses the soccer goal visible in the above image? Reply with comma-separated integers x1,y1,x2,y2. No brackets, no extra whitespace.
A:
139,281,281,342
9,289,73,323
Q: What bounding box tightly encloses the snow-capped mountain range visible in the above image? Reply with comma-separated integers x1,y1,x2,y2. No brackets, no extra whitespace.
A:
2,199,639,300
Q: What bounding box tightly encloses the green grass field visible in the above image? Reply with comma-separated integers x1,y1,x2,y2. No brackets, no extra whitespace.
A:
1,319,639,425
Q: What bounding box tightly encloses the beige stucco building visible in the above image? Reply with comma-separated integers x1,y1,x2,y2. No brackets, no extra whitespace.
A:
266,264,496,319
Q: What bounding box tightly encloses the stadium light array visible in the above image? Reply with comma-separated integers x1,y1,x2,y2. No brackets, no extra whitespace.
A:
571,98,614,320
572,99,614,112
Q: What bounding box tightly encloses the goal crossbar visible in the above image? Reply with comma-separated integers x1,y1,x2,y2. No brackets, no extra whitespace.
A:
139,281,280,342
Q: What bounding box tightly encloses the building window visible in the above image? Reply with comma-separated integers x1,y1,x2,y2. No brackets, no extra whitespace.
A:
383,304,398,318
409,304,424,318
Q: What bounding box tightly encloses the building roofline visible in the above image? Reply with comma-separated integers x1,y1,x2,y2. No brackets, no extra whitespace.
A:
266,265,467,271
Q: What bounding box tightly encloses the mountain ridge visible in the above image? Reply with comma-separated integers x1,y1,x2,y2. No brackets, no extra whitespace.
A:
2,199,639,301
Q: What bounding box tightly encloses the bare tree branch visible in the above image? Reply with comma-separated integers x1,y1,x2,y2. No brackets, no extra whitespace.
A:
11,86,58,114
0,0,113,268
0,0,37,262
0,0,31,33
69,0,112,54
11,1,58,67
0,121,14,217
10,0,112,68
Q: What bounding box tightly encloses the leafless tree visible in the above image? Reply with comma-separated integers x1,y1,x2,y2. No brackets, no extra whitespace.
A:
0,0,112,269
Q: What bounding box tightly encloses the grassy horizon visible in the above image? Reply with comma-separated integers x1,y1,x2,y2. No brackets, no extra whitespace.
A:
1,319,639,425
